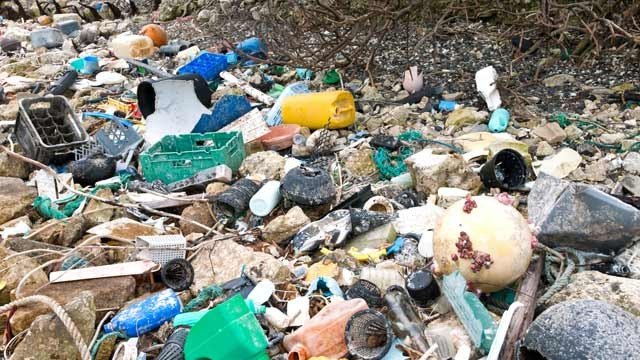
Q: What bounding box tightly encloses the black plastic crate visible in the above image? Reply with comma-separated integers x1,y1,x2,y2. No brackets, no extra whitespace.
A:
15,96,89,164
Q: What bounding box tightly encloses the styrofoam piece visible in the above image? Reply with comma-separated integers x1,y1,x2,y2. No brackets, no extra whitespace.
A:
475,66,501,111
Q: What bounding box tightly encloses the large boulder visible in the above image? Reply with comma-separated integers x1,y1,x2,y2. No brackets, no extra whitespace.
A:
0,177,37,224
11,291,96,360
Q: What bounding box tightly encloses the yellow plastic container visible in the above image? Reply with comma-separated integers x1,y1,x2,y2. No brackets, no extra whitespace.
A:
281,90,355,129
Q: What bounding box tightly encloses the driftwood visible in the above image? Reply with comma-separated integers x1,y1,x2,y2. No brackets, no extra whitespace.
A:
499,254,545,360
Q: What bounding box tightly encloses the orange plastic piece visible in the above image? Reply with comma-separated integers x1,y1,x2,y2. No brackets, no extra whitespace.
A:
139,24,168,47
283,299,368,360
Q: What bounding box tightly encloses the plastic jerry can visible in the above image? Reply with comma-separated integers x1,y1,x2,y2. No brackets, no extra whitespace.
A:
183,294,269,360
281,90,355,130
110,35,156,59
283,298,369,360
104,289,182,337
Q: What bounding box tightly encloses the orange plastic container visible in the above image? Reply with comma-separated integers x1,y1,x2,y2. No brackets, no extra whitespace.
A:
281,91,355,130
283,298,368,360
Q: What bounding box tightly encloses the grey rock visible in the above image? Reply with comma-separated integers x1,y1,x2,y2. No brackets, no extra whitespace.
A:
180,201,215,235
0,151,30,179
532,123,566,144
262,206,310,244
521,300,640,360
599,132,625,145
623,151,640,174
239,151,286,180
191,238,290,292
543,73,576,87
621,175,640,196
0,245,48,305
563,124,583,140
535,141,555,157
0,177,37,224
546,271,640,316
11,291,96,360
29,216,88,247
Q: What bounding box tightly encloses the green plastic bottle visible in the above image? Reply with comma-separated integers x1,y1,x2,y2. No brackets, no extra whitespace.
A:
184,294,269,360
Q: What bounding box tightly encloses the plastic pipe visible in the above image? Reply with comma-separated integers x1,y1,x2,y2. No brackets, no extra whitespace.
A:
249,181,282,217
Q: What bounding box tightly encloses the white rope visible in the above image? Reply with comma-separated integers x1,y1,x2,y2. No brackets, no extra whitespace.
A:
0,295,91,360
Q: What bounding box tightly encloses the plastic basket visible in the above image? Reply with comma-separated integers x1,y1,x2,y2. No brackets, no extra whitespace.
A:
136,235,186,265
95,119,142,157
139,132,245,184
345,310,393,360
15,96,90,164
177,52,228,81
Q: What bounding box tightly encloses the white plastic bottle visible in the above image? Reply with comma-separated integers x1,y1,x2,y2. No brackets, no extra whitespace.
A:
249,181,282,217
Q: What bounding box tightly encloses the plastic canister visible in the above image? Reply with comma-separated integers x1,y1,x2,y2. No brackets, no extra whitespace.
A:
488,108,510,132
249,181,282,217
282,90,356,129
184,294,269,360
55,19,80,35
110,35,155,59
30,28,64,49
104,289,182,337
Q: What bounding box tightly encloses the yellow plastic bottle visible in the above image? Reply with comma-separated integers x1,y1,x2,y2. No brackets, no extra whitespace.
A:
281,90,355,129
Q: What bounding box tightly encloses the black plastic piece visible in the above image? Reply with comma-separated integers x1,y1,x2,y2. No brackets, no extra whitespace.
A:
156,326,190,360
48,70,78,95
480,149,527,190
281,166,336,206
333,185,374,210
394,191,418,208
221,273,255,299
345,279,383,308
215,178,260,219
161,258,195,292
370,135,400,151
68,153,117,186
405,269,440,307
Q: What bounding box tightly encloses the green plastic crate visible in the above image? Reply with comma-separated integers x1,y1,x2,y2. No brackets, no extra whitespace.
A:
140,132,245,184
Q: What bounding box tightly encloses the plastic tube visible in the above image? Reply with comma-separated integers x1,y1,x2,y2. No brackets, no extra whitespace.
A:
249,181,282,217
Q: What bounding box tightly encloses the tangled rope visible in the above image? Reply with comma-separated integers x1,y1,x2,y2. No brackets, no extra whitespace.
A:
182,284,223,312
537,247,593,307
0,295,91,360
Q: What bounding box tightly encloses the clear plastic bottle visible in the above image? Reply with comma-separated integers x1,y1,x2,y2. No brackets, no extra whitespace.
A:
384,286,431,353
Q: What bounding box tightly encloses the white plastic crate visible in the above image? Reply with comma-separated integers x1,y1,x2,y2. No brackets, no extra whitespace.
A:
136,235,186,265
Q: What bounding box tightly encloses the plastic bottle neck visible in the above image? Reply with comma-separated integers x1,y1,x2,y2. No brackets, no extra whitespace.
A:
288,344,309,360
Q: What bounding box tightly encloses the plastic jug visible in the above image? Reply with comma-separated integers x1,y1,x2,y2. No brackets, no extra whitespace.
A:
183,294,268,360
283,298,369,360
281,90,355,129
488,108,510,133
111,35,155,59
104,289,182,337
30,28,64,49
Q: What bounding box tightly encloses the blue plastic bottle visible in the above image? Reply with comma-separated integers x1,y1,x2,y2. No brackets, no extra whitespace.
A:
104,289,182,337
489,108,510,133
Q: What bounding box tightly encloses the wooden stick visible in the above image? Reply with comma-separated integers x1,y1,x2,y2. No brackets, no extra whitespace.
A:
499,254,545,360
219,71,275,106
